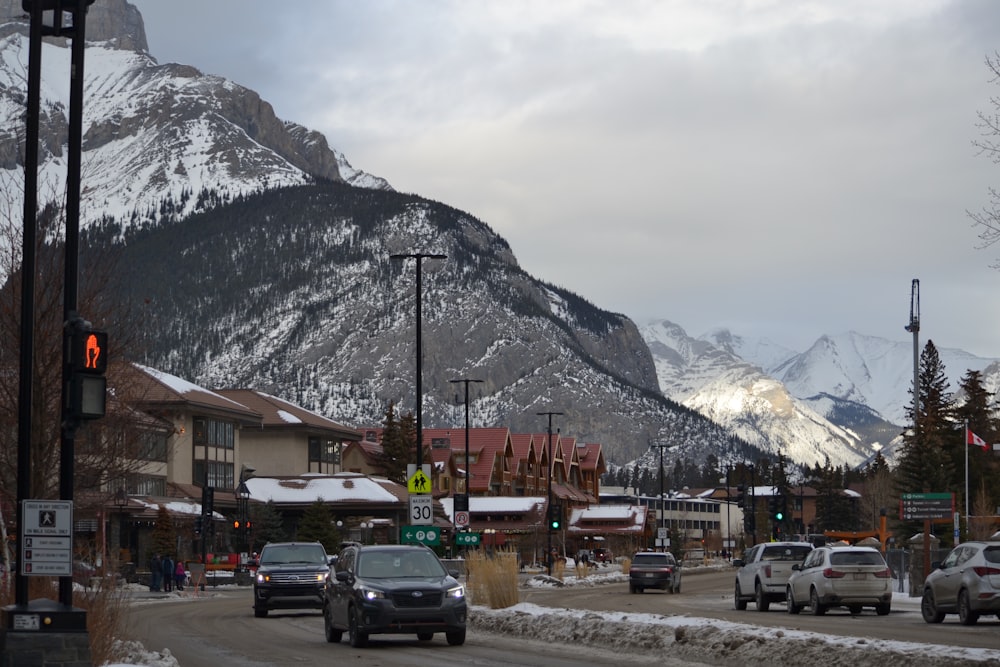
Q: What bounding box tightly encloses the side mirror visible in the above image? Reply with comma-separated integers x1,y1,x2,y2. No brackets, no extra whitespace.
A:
792,564,802,571
335,570,352,582
930,561,942,570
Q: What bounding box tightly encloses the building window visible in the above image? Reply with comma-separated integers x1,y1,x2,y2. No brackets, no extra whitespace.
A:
138,431,168,462
193,460,234,490
193,417,234,449
130,475,166,496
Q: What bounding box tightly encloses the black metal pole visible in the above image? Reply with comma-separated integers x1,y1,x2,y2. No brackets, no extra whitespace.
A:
652,443,670,552
538,411,562,576
14,0,44,610
449,378,482,516
390,253,446,469
58,0,91,608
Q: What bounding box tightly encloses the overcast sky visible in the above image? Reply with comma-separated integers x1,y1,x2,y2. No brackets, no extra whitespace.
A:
130,0,1000,359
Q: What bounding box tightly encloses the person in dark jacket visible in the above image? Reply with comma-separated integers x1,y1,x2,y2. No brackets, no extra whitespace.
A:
149,554,162,592
161,554,174,592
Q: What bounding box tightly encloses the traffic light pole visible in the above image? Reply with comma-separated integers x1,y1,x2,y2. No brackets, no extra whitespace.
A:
538,411,562,576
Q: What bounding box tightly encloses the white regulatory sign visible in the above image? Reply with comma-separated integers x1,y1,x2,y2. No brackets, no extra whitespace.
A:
455,510,470,527
409,495,433,525
21,500,73,577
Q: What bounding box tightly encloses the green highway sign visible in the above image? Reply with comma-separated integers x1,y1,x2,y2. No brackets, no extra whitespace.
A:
401,525,441,546
455,532,481,546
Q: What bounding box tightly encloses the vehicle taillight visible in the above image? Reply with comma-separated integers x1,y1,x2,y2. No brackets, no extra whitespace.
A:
972,566,1000,577
763,565,771,578
873,568,891,578
823,568,845,579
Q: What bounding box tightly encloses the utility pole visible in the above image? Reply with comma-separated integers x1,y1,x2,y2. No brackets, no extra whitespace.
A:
449,378,482,535
652,443,672,553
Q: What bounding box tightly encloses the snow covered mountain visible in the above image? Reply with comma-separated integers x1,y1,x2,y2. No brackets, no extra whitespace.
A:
644,320,1000,468
0,0,388,240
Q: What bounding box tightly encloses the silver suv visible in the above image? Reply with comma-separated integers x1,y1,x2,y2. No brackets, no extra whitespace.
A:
922,541,1000,625
252,541,334,618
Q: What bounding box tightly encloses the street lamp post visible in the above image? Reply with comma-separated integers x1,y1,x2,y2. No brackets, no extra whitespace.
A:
114,487,128,562
390,252,447,470
538,411,563,576
652,443,671,552
450,378,482,534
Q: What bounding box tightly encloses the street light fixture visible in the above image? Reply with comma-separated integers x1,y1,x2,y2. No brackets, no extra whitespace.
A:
538,411,563,576
390,252,447,470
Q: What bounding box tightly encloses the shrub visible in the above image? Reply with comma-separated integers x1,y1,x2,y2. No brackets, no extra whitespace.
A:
465,550,519,609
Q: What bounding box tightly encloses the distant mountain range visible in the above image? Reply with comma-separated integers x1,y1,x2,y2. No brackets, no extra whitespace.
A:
2,1,997,477
642,320,1000,468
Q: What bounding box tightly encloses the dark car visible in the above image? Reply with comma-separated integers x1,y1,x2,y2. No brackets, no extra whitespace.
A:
252,541,334,618
628,551,681,594
323,543,466,647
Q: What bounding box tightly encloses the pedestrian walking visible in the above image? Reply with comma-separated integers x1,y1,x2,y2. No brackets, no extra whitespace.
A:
161,554,174,592
149,553,162,592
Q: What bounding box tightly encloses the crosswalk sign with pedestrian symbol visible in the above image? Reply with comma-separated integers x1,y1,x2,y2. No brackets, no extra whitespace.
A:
407,469,431,494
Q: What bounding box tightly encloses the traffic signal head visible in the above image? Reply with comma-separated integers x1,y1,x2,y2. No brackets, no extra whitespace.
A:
549,504,562,530
194,516,203,535
233,519,241,530
245,520,252,530
67,325,108,419
735,484,746,508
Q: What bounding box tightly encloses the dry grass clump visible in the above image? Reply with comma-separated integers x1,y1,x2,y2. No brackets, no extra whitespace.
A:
574,562,590,579
465,550,519,609
552,556,565,581
620,557,631,573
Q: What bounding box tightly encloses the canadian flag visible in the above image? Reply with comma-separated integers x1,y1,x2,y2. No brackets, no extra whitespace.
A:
967,428,989,451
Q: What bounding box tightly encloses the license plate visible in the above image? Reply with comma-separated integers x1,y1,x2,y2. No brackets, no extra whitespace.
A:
646,573,655,578
853,573,866,581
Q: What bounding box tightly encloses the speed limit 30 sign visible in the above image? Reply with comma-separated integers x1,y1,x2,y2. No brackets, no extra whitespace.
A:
409,495,433,525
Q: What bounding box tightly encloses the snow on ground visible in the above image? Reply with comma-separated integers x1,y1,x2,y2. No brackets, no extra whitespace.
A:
105,563,1000,667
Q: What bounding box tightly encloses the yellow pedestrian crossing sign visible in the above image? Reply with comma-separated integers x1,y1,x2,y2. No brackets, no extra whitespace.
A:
407,469,431,494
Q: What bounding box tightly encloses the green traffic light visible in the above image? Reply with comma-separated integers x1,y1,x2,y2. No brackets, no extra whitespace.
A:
775,512,784,521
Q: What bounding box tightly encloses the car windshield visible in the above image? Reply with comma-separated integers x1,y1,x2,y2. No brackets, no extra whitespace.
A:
830,550,885,566
260,545,327,565
358,550,446,578
632,554,673,566
761,546,812,561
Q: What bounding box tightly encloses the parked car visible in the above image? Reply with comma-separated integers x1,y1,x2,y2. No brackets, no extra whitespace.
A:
251,541,334,618
593,547,612,563
628,551,681,593
733,541,813,611
921,541,1000,625
323,543,466,647
786,545,891,616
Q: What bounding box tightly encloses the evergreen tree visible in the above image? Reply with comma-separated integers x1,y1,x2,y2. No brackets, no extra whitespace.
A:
954,369,1000,531
249,500,286,551
296,498,342,552
379,402,409,483
895,341,956,499
150,505,176,559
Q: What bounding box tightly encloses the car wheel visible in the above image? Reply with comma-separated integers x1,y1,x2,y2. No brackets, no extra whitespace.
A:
446,629,466,646
417,632,434,641
848,605,862,615
921,588,945,623
734,581,747,610
958,589,980,626
875,602,890,616
809,588,826,616
348,606,368,648
786,586,801,615
755,582,770,612
253,606,268,618
629,584,636,594
324,606,342,643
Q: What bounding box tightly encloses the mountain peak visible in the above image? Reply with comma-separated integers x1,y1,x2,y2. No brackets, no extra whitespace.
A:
0,0,148,52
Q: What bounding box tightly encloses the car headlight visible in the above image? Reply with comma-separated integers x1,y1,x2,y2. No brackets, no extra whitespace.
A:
360,586,386,600
446,584,465,599
256,573,269,584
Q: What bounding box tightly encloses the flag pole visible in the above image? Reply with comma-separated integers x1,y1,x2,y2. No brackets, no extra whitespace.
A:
965,420,970,534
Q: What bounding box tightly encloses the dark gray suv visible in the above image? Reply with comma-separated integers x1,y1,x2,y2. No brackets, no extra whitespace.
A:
252,541,334,618
323,543,466,647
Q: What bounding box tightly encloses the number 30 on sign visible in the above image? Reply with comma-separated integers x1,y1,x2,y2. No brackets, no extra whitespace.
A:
409,496,433,525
